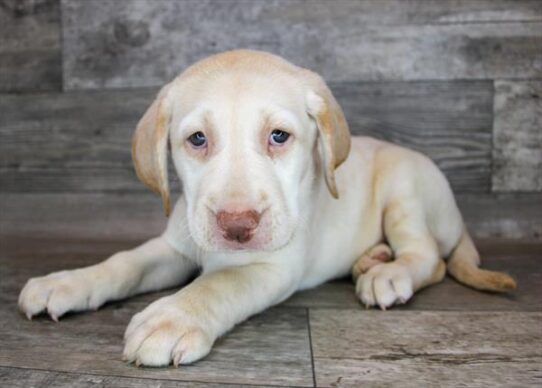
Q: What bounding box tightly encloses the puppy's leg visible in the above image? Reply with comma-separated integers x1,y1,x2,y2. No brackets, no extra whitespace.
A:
123,262,298,367
18,236,196,321
352,243,393,281
356,200,446,309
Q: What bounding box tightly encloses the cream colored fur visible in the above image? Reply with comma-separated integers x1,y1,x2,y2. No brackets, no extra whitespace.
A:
18,50,515,367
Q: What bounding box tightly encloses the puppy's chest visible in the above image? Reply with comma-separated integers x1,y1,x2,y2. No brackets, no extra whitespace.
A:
299,196,384,289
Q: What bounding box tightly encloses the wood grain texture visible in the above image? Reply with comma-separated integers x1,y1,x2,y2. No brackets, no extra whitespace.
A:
313,356,542,388
0,367,252,388
0,80,492,193
0,88,153,169
60,0,542,89
0,193,166,241
457,193,542,240
335,81,493,192
0,168,142,193
493,80,542,191
0,0,61,92
310,310,542,387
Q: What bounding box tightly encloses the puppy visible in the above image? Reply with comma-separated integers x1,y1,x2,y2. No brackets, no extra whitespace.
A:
18,50,516,367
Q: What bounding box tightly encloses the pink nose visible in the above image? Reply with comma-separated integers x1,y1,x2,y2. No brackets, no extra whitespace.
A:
216,210,261,243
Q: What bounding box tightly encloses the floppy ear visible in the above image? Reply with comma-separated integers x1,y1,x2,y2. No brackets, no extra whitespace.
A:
132,83,174,216
305,74,351,198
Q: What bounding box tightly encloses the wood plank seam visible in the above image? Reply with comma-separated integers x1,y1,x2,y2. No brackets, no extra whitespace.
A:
306,309,317,388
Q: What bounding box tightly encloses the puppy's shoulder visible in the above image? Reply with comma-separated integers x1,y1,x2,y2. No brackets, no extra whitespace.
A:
351,136,440,196
349,135,425,168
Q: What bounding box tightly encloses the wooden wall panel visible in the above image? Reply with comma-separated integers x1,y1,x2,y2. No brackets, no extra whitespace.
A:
0,88,152,169
335,81,493,192
493,80,542,191
0,0,61,92
60,0,542,90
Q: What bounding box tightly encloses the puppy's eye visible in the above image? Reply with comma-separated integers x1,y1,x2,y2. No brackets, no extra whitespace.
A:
269,129,290,146
187,131,207,148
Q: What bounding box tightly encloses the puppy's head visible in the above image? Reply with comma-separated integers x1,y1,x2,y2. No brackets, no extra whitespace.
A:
132,50,350,252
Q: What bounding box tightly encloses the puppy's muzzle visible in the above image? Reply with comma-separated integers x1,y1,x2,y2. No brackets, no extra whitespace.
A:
216,210,261,243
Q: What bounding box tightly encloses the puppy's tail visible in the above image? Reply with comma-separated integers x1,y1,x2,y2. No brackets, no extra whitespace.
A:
446,228,516,292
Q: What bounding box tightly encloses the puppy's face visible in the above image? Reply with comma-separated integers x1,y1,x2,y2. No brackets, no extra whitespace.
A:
170,72,316,251
132,50,350,253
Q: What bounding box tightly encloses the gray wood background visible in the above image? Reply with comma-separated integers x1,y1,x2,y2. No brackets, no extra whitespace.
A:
1,0,541,240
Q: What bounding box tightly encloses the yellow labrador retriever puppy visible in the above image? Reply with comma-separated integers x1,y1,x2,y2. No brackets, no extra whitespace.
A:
19,50,515,367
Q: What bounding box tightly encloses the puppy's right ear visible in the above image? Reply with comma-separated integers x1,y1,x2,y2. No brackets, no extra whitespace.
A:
132,83,174,216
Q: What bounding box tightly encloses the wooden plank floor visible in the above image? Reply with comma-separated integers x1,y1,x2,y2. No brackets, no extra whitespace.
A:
0,236,541,387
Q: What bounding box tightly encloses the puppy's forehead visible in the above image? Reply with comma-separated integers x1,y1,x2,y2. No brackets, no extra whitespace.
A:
180,49,302,83
173,50,308,115
186,71,304,110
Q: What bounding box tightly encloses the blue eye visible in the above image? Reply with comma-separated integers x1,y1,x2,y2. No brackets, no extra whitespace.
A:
269,129,290,145
188,131,207,148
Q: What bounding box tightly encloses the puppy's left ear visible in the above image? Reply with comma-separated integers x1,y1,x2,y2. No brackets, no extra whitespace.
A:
132,83,174,216
305,73,351,198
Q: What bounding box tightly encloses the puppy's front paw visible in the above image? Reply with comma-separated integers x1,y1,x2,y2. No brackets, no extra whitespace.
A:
18,270,104,321
355,262,414,310
123,296,214,367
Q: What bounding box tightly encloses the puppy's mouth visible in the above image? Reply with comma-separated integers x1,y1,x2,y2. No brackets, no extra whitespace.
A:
198,226,291,253
216,239,267,251
189,205,292,253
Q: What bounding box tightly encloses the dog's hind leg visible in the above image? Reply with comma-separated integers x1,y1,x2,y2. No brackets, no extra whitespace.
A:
355,198,449,309
353,241,446,307
352,243,393,282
